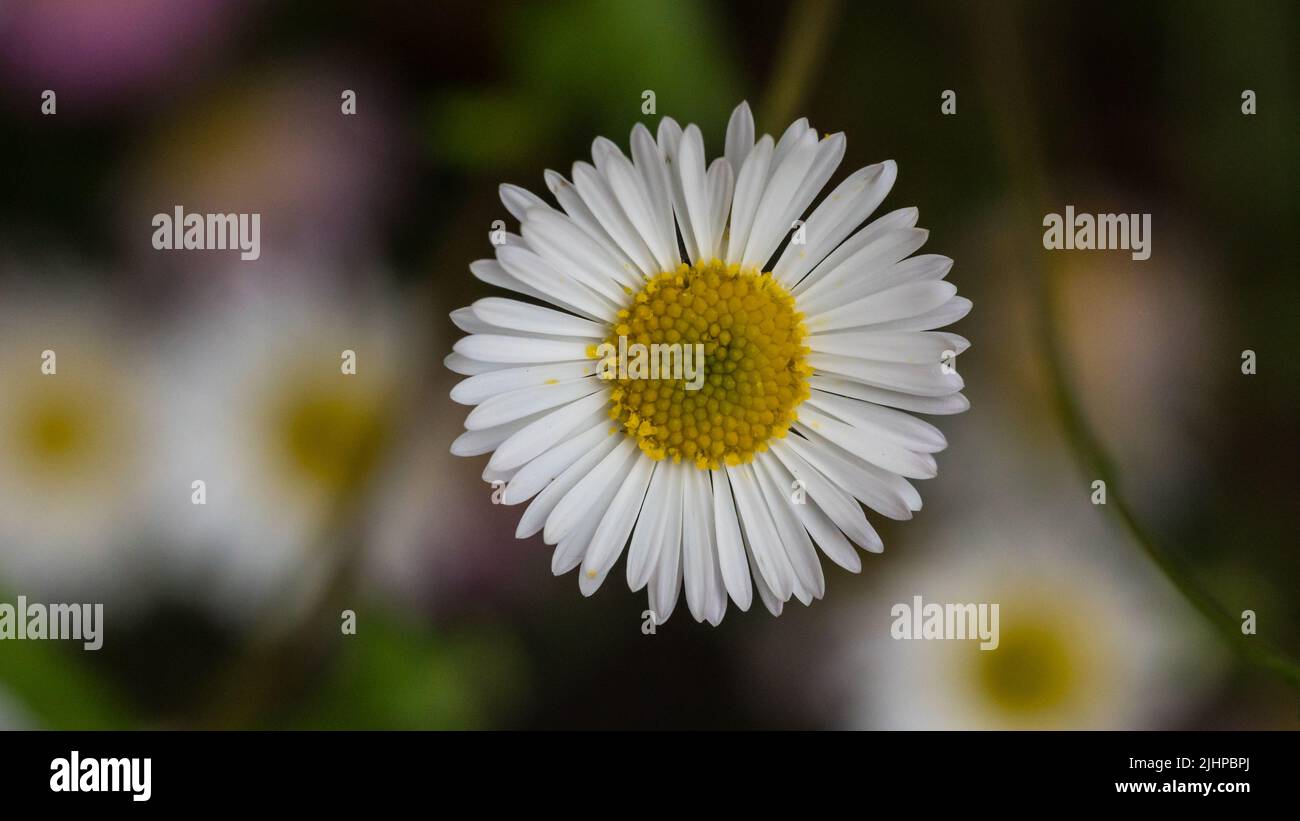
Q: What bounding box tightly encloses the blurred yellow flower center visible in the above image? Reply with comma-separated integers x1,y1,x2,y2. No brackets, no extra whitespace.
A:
975,621,1078,716
270,381,391,492
592,260,810,470
15,391,102,473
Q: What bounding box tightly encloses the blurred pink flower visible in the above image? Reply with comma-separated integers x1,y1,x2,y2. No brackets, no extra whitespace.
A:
0,0,244,113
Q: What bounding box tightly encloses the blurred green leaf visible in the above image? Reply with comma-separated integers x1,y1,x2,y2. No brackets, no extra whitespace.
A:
275,611,527,729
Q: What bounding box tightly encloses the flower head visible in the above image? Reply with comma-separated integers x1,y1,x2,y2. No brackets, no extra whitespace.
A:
449,102,970,625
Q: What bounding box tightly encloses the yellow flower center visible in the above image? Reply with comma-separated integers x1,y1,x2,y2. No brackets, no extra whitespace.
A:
592,259,810,470
975,620,1079,716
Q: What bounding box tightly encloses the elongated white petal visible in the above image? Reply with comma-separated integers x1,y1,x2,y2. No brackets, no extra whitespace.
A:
742,129,819,269
465,377,603,431
807,389,948,453
797,228,931,315
753,454,825,599
863,295,973,332
489,390,611,472
774,160,897,286
808,352,964,397
724,101,755,177
499,183,550,222
471,297,606,339
657,116,700,263
543,169,637,269
572,161,659,276
630,123,680,269
806,281,957,334
544,438,637,545
451,360,598,405
808,374,970,415
516,429,622,538
627,462,674,590
522,208,637,300
503,418,612,505
771,437,887,545
496,244,617,322
798,404,936,479
793,206,918,296
579,451,655,595
725,135,775,265
726,462,795,600
678,124,715,263
453,334,590,365
807,330,969,363
711,467,752,611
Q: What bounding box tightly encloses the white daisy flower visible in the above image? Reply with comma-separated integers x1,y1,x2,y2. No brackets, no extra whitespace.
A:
152,284,410,624
0,295,153,604
826,513,1224,729
448,102,971,625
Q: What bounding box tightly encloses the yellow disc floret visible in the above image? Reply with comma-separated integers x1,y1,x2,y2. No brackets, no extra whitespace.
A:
590,259,811,470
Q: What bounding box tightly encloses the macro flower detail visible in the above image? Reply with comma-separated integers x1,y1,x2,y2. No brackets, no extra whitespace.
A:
448,102,971,625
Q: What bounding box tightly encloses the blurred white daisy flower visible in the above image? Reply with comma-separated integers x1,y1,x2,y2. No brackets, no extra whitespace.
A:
448,102,971,625
825,510,1224,729
152,285,410,624
0,296,153,603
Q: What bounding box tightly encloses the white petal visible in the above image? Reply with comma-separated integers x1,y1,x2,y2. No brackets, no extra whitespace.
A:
543,169,637,268
807,329,969,363
774,160,897,287
681,467,722,622
648,463,684,623
543,438,637,544
465,377,603,430
451,411,545,458
626,461,674,590
602,144,677,272
444,352,512,376
471,297,607,339
806,281,957,334
503,418,613,504
760,451,861,572
522,207,636,301
808,351,964,397
630,123,681,269
797,228,931,316
678,124,715,263
705,158,734,262
788,427,920,518
453,333,590,365
863,295,973,332
572,161,659,276
710,467,753,611
451,360,598,405
752,454,825,599
724,135,774,265
792,206,918,296
469,258,559,307
771,437,887,545
797,404,936,479
579,451,655,595
489,390,611,472
516,428,622,537
657,116,700,264
807,389,948,453
499,183,550,223
726,462,795,600
724,101,755,177
808,374,970,415
742,129,819,270
497,245,618,322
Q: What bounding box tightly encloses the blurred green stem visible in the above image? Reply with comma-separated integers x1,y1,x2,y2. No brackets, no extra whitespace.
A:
974,1,1300,690
760,0,841,128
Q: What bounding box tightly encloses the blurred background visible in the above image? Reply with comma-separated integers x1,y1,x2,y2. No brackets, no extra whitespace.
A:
0,0,1295,729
